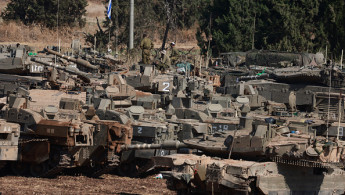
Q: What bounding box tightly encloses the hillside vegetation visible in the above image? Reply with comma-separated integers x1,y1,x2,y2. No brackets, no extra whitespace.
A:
1,0,345,59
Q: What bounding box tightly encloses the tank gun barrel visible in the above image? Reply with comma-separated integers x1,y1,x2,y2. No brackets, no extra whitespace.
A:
44,48,98,70
121,141,187,151
31,58,91,83
237,73,269,81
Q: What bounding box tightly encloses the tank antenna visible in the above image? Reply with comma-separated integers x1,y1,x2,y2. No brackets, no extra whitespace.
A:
337,90,342,140
326,61,332,141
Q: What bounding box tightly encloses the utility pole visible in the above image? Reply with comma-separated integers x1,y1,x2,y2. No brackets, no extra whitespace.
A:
325,45,328,64
252,12,256,50
340,49,343,70
206,12,212,69
115,0,119,56
129,0,134,49
161,0,175,50
55,0,59,65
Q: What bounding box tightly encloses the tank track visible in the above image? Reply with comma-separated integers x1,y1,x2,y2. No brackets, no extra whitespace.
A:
91,155,120,178
271,156,345,168
0,162,6,170
19,138,48,144
40,166,65,178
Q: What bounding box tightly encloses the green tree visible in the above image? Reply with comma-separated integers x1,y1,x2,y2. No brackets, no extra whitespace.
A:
197,0,345,58
256,0,320,52
85,0,207,51
196,0,256,55
318,0,345,58
2,0,87,28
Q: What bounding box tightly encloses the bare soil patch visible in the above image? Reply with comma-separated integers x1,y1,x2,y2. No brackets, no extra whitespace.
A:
0,174,176,195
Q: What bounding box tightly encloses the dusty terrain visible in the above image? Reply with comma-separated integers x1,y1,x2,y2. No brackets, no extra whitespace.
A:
0,174,176,195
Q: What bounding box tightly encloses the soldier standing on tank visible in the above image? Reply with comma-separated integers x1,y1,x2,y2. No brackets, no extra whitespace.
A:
140,34,154,64
169,42,180,65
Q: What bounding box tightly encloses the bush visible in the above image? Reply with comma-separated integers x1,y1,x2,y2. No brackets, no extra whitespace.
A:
2,0,88,28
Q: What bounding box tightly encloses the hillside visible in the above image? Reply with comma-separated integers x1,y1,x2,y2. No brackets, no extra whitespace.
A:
0,0,197,51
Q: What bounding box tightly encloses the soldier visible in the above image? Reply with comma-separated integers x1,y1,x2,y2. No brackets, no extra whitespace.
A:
169,42,180,64
157,50,171,71
140,34,154,64
289,91,297,112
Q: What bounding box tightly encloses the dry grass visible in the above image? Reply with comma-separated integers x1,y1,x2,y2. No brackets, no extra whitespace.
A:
0,0,104,50
0,0,9,17
0,21,84,51
86,1,106,18
0,0,198,51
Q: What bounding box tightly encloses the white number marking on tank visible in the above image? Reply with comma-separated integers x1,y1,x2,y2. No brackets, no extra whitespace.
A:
162,82,170,92
138,127,143,134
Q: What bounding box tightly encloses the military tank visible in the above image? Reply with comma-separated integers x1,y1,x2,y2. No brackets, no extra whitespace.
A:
122,115,345,194
149,153,345,194
44,48,99,73
0,87,133,177
0,44,31,74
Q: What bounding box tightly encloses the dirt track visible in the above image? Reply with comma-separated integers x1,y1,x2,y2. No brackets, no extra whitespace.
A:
0,175,176,195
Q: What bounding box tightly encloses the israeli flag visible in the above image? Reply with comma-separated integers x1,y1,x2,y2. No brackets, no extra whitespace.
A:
107,0,112,19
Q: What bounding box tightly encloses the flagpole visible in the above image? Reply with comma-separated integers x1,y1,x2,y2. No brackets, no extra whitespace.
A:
108,21,111,52
115,0,118,57
107,0,112,53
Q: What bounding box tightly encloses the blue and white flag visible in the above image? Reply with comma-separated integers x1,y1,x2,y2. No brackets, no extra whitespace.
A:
107,0,112,19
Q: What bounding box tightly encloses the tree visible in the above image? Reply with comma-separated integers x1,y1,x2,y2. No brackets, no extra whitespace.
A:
317,0,345,58
2,0,87,28
85,0,207,52
197,0,345,58
196,0,256,55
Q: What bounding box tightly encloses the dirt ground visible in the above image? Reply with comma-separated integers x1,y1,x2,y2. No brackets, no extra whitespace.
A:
0,174,176,195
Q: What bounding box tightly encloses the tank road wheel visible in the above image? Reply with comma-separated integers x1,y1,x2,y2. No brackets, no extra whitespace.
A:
29,162,48,177
11,162,28,176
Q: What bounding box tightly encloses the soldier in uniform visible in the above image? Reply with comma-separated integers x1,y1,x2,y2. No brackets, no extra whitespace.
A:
157,50,171,71
169,42,180,64
289,91,297,112
140,34,154,64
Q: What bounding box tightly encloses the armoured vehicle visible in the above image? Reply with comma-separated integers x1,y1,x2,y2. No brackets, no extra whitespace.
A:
118,106,179,175
0,44,56,75
0,44,31,74
246,50,324,68
122,114,345,193
218,52,246,67
224,64,345,117
0,73,43,97
150,154,345,194
44,48,99,73
0,87,133,177
31,58,92,86
0,119,21,170
216,50,324,69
